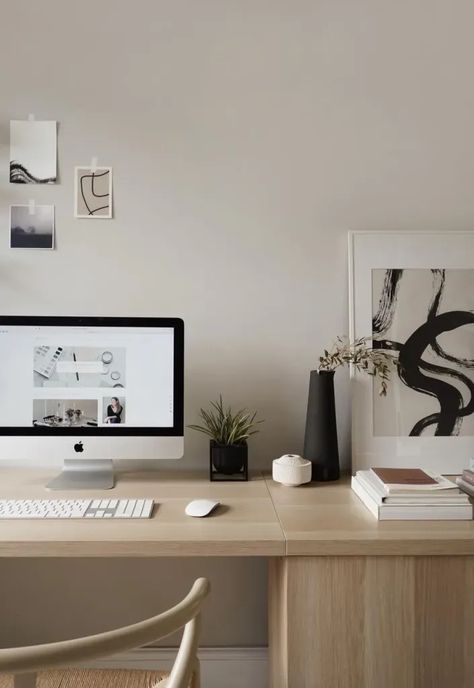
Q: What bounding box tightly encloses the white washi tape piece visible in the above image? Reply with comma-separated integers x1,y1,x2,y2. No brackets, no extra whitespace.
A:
28,113,35,121
90,156,98,173
28,199,36,215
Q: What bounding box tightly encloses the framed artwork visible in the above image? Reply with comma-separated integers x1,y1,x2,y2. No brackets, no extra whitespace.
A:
74,166,113,218
10,204,55,250
10,120,57,184
349,231,474,474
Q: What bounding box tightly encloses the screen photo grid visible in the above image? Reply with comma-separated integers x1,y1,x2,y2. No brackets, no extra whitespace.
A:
32,345,126,428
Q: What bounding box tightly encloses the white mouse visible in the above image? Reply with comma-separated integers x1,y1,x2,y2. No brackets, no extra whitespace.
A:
185,499,220,518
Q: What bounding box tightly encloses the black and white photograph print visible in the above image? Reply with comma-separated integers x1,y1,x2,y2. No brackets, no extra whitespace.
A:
372,268,474,437
10,204,55,249
102,396,126,424
10,120,57,183
33,346,126,388
74,166,113,218
33,399,98,427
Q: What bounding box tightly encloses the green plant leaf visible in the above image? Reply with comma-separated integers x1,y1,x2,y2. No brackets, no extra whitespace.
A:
188,396,263,445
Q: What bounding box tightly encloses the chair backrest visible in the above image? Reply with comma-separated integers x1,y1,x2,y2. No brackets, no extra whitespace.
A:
0,577,210,688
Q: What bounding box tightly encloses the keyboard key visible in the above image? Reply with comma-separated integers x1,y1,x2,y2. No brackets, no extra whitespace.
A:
132,501,145,518
142,499,154,518
123,500,136,518
116,500,128,517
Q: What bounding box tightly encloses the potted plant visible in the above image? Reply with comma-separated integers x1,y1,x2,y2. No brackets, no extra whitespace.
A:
304,336,395,481
189,396,263,479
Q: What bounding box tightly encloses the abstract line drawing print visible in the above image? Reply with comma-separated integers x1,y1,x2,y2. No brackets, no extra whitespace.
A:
74,166,113,218
372,268,474,438
10,120,57,184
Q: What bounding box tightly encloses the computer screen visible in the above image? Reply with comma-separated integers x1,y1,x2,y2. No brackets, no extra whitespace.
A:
0,317,184,436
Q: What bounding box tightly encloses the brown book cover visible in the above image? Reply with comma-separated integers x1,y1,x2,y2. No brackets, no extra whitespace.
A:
372,467,437,486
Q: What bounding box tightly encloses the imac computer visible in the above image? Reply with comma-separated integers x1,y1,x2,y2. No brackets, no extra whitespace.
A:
0,316,184,489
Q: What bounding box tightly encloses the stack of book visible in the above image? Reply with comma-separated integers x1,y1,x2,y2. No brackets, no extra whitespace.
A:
352,467,472,520
456,469,474,497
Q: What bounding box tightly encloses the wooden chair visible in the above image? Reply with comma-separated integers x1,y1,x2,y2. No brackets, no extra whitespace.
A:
0,577,210,688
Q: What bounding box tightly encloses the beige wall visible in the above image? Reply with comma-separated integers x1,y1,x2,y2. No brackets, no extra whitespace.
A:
1,0,473,646
0,558,267,648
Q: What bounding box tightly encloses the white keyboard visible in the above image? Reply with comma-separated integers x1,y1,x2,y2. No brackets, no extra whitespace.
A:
0,498,155,519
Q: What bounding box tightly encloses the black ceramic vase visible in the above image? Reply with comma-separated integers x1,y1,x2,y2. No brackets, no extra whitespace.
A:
210,441,247,475
303,370,340,481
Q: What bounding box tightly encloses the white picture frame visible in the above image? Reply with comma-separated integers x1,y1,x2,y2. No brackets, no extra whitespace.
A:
74,166,113,219
349,230,474,474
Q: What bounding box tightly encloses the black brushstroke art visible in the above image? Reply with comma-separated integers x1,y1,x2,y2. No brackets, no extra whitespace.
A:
10,161,56,184
372,269,474,437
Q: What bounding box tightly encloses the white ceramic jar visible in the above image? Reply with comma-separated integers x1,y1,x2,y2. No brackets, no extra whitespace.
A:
272,454,312,487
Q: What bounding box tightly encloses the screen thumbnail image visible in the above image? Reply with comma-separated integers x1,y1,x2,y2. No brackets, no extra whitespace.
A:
33,346,126,389
33,399,98,427
103,396,126,424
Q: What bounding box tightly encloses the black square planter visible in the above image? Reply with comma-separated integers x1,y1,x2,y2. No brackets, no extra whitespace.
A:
209,441,248,482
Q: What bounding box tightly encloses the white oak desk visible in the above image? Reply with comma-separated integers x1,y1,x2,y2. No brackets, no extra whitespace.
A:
266,476,474,556
0,469,283,557
266,478,474,688
1,469,474,688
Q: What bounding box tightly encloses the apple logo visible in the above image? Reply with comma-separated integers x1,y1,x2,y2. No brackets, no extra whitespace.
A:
74,441,84,453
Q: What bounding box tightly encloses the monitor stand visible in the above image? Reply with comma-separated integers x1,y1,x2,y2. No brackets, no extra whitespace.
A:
46,460,115,490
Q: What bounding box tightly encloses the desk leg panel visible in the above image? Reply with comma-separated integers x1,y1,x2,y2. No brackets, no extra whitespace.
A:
269,556,474,688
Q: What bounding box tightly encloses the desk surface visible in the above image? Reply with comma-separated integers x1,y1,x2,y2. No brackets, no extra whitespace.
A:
1,469,474,557
0,469,284,557
265,476,474,555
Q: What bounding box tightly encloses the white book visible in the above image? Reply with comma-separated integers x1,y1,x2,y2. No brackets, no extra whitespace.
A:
357,471,469,506
351,476,379,518
456,478,474,497
351,476,473,521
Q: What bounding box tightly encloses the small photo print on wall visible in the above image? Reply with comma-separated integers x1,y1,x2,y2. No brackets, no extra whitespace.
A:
10,204,55,250
75,166,113,218
10,120,57,183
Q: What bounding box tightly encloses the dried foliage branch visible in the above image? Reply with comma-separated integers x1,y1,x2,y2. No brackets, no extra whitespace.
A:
318,336,396,396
